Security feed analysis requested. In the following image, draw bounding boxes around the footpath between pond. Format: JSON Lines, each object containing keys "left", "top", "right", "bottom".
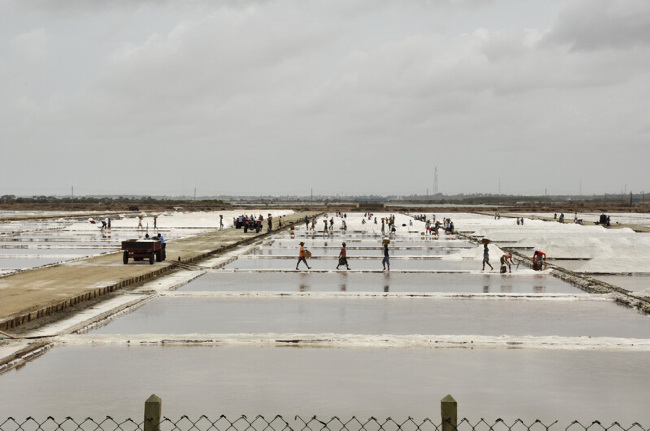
{"left": 0, "top": 211, "right": 319, "bottom": 334}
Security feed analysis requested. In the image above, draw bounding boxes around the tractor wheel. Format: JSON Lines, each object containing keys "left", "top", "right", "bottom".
{"left": 123, "top": 251, "right": 129, "bottom": 264}
{"left": 149, "top": 252, "right": 155, "bottom": 265}
{"left": 156, "top": 250, "right": 163, "bottom": 262}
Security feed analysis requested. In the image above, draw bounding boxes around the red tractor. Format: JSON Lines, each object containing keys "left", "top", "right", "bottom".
{"left": 121, "top": 239, "right": 164, "bottom": 264}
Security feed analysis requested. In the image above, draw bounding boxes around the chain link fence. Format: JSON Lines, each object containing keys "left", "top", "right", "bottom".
{"left": 1, "top": 416, "right": 647, "bottom": 431}
{"left": 2, "top": 396, "right": 646, "bottom": 431}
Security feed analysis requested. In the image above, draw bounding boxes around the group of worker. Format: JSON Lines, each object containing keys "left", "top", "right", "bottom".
{"left": 136, "top": 214, "right": 164, "bottom": 230}
{"left": 297, "top": 240, "right": 546, "bottom": 273}
{"left": 297, "top": 240, "right": 392, "bottom": 271}
{"left": 297, "top": 241, "right": 354, "bottom": 271}
{"left": 483, "top": 242, "right": 547, "bottom": 273}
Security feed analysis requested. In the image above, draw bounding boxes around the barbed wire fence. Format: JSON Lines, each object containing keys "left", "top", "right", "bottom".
{"left": 1, "top": 395, "right": 647, "bottom": 431}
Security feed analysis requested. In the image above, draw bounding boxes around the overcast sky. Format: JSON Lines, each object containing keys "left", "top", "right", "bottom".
{"left": 1, "top": 0, "right": 649, "bottom": 197}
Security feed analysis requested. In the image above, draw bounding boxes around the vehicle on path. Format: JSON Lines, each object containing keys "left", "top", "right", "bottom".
{"left": 121, "top": 239, "right": 164, "bottom": 264}
{"left": 235, "top": 215, "right": 262, "bottom": 233}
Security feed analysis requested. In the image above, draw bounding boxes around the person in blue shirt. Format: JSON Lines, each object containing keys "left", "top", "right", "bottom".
{"left": 157, "top": 233, "right": 166, "bottom": 260}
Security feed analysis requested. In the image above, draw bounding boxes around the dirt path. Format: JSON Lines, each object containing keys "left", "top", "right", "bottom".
{"left": 0, "top": 211, "right": 319, "bottom": 333}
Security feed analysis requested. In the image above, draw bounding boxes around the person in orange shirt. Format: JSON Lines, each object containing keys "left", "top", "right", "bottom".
{"left": 532, "top": 250, "right": 547, "bottom": 271}
{"left": 296, "top": 241, "right": 311, "bottom": 270}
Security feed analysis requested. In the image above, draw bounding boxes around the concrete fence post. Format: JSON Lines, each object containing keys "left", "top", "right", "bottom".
{"left": 441, "top": 394, "right": 457, "bottom": 431}
{"left": 144, "top": 394, "right": 162, "bottom": 431}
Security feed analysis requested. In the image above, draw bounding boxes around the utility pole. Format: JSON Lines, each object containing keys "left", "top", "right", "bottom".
{"left": 194, "top": 188, "right": 196, "bottom": 201}
{"left": 434, "top": 167, "right": 439, "bottom": 195}
{"left": 498, "top": 178, "right": 501, "bottom": 194}
{"left": 71, "top": 186, "right": 73, "bottom": 199}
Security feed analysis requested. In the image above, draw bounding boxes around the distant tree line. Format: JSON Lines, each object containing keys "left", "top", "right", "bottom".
{"left": 0, "top": 195, "right": 227, "bottom": 206}
{"left": 0, "top": 192, "right": 645, "bottom": 207}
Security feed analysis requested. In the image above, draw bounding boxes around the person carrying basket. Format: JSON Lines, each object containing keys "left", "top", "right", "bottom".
{"left": 296, "top": 241, "right": 312, "bottom": 270}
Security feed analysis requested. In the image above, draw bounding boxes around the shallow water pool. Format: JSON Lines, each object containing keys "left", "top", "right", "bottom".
{"left": 182, "top": 271, "right": 573, "bottom": 294}
{"left": 0, "top": 346, "right": 648, "bottom": 423}
{"left": 88, "top": 296, "right": 649, "bottom": 338}
{"left": 224, "top": 257, "right": 481, "bottom": 271}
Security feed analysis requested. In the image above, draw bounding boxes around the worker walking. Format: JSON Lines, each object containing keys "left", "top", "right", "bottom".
{"left": 382, "top": 241, "right": 390, "bottom": 271}
{"left": 296, "top": 241, "right": 311, "bottom": 270}
{"left": 482, "top": 243, "right": 494, "bottom": 271}
{"left": 336, "top": 242, "right": 351, "bottom": 270}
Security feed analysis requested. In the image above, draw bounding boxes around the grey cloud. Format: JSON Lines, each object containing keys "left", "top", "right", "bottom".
{"left": 1, "top": 0, "right": 649, "bottom": 196}
{"left": 545, "top": 0, "right": 650, "bottom": 51}
{"left": 9, "top": 0, "right": 249, "bottom": 14}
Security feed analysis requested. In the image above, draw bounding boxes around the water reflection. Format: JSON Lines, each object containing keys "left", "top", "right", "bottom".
{"left": 299, "top": 272, "right": 310, "bottom": 292}
{"left": 533, "top": 286, "right": 546, "bottom": 293}
{"left": 339, "top": 272, "right": 348, "bottom": 292}
{"left": 188, "top": 270, "right": 577, "bottom": 295}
